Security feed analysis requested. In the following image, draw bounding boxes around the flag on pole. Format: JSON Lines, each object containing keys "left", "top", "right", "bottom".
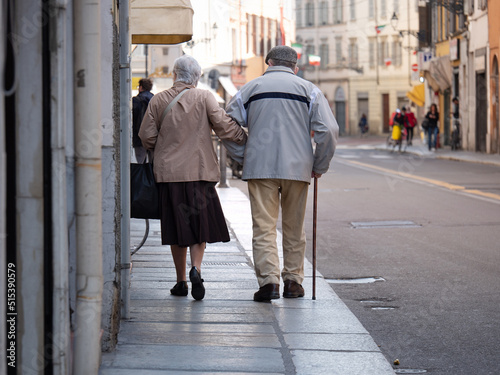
{"left": 292, "top": 43, "right": 303, "bottom": 59}
{"left": 375, "top": 25, "right": 386, "bottom": 34}
{"left": 308, "top": 54, "right": 321, "bottom": 66}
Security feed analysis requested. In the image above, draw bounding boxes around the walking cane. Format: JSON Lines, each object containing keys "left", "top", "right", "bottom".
{"left": 312, "top": 176, "right": 318, "bottom": 300}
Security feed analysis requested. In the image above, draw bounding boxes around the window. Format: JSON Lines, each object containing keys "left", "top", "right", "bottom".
{"left": 256, "top": 16, "right": 262, "bottom": 56}
{"left": 369, "top": 38, "right": 375, "bottom": 68}
{"left": 369, "top": 0, "right": 374, "bottom": 19}
{"left": 391, "top": 38, "right": 402, "bottom": 66}
{"left": 247, "top": 14, "right": 254, "bottom": 54}
{"left": 319, "top": 2, "right": 328, "bottom": 25}
{"left": 449, "top": 8, "right": 456, "bottom": 34}
{"left": 348, "top": 40, "right": 358, "bottom": 67}
{"left": 335, "top": 38, "right": 342, "bottom": 65}
{"left": 306, "top": 1, "right": 315, "bottom": 26}
{"left": 162, "top": 47, "right": 169, "bottom": 56}
{"left": 378, "top": 38, "right": 388, "bottom": 66}
{"left": 380, "top": 0, "right": 387, "bottom": 18}
{"left": 263, "top": 17, "right": 269, "bottom": 57}
{"left": 270, "top": 20, "right": 277, "bottom": 50}
{"left": 296, "top": 0, "right": 303, "bottom": 28}
{"left": 319, "top": 43, "right": 329, "bottom": 68}
{"left": 305, "top": 44, "right": 315, "bottom": 68}
{"left": 350, "top": 0, "right": 356, "bottom": 21}
{"left": 334, "top": 0, "right": 343, "bottom": 24}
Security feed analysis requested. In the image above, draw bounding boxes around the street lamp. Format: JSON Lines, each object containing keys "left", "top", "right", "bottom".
{"left": 391, "top": 12, "right": 424, "bottom": 41}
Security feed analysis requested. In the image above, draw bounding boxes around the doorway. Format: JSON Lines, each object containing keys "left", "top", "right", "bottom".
{"left": 443, "top": 90, "right": 450, "bottom": 145}
{"left": 335, "top": 87, "right": 346, "bottom": 135}
{"left": 492, "top": 57, "right": 499, "bottom": 154}
{"left": 476, "top": 73, "right": 487, "bottom": 152}
{"left": 382, "top": 94, "right": 390, "bottom": 132}
{"left": 358, "top": 97, "right": 369, "bottom": 130}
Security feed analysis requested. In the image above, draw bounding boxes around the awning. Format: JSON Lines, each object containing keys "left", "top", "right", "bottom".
{"left": 197, "top": 82, "right": 225, "bottom": 104}
{"left": 428, "top": 55, "right": 452, "bottom": 92}
{"left": 218, "top": 76, "right": 238, "bottom": 98}
{"left": 130, "top": 0, "right": 194, "bottom": 44}
{"left": 406, "top": 84, "right": 425, "bottom": 107}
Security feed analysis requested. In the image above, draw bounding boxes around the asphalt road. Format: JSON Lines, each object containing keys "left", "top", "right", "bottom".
{"left": 227, "top": 139, "right": 500, "bottom": 375}
{"left": 308, "top": 143, "right": 500, "bottom": 375}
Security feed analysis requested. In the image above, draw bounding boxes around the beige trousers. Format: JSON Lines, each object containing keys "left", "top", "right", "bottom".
{"left": 248, "top": 179, "right": 309, "bottom": 287}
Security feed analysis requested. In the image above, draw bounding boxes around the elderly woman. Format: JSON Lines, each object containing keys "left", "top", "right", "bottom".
{"left": 139, "top": 55, "right": 247, "bottom": 300}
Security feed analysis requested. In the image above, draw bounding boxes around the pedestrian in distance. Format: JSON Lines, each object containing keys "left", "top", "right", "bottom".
{"left": 450, "top": 97, "right": 461, "bottom": 150}
{"left": 402, "top": 106, "right": 417, "bottom": 146}
{"left": 139, "top": 55, "right": 247, "bottom": 300}
{"left": 358, "top": 113, "right": 369, "bottom": 137}
{"left": 224, "top": 45, "right": 339, "bottom": 302}
{"left": 132, "top": 78, "right": 154, "bottom": 163}
{"left": 390, "top": 108, "right": 405, "bottom": 152}
{"left": 425, "top": 103, "right": 440, "bottom": 151}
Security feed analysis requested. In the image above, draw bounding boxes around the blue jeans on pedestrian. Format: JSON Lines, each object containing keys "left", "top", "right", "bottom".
{"left": 428, "top": 127, "right": 438, "bottom": 150}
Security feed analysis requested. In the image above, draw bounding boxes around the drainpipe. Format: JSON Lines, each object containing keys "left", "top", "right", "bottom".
{"left": 0, "top": 2, "right": 6, "bottom": 371}
{"left": 73, "top": 0, "right": 103, "bottom": 374}
{"left": 119, "top": 0, "right": 131, "bottom": 320}
{"left": 51, "top": 0, "right": 71, "bottom": 373}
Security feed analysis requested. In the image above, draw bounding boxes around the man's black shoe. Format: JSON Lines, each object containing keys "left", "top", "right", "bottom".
{"left": 254, "top": 284, "right": 280, "bottom": 302}
{"left": 283, "top": 280, "right": 304, "bottom": 298}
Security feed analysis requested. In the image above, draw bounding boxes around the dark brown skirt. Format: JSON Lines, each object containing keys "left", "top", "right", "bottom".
{"left": 158, "top": 181, "right": 230, "bottom": 247}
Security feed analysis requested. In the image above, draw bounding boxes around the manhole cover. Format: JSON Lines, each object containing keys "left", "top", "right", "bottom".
{"left": 325, "top": 276, "right": 385, "bottom": 284}
{"left": 351, "top": 220, "right": 421, "bottom": 229}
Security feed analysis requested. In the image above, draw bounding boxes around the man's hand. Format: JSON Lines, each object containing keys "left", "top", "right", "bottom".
{"left": 311, "top": 171, "right": 322, "bottom": 178}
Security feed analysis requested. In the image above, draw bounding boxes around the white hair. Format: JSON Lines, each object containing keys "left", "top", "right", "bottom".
{"left": 173, "top": 55, "right": 202, "bottom": 86}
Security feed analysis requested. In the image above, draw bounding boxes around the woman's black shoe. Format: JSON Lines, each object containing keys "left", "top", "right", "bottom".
{"left": 189, "top": 266, "right": 205, "bottom": 300}
{"left": 170, "top": 281, "right": 188, "bottom": 296}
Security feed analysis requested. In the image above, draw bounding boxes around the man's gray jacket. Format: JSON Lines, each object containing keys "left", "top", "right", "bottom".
{"left": 224, "top": 66, "right": 339, "bottom": 183}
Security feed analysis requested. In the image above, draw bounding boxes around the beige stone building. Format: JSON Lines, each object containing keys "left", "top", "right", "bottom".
{"left": 296, "top": 0, "right": 420, "bottom": 135}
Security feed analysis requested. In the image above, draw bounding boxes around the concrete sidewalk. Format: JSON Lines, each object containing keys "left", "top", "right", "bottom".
{"left": 100, "top": 187, "right": 396, "bottom": 374}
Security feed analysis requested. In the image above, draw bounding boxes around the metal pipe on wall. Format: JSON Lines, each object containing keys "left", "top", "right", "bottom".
{"left": 0, "top": 1, "right": 6, "bottom": 371}
{"left": 119, "top": 0, "right": 131, "bottom": 320}
{"left": 73, "top": 0, "right": 103, "bottom": 373}
{"left": 51, "top": 0, "right": 71, "bottom": 373}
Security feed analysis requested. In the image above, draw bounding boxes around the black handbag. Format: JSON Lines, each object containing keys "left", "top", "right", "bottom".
{"left": 130, "top": 162, "right": 160, "bottom": 219}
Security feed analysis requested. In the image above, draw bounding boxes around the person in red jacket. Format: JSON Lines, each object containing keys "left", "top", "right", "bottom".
{"left": 402, "top": 106, "right": 417, "bottom": 146}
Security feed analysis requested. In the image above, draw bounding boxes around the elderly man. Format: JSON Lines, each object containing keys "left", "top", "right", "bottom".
{"left": 225, "top": 46, "right": 339, "bottom": 302}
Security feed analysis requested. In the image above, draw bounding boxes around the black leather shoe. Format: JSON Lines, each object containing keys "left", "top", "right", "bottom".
{"left": 283, "top": 280, "right": 304, "bottom": 298}
{"left": 189, "top": 266, "right": 205, "bottom": 300}
{"left": 170, "top": 281, "right": 188, "bottom": 296}
{"left": 254, "top": 284, "right": 280, "bottom": 302}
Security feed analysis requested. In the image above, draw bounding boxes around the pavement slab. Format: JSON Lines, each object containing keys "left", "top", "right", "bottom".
{"left": 100, "top": 190, "right": 396, "bottom": 374}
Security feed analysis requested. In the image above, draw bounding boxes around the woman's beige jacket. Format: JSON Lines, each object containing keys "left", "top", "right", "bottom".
{"left": 139, "top": 81, "right": 247, "bottom": 183}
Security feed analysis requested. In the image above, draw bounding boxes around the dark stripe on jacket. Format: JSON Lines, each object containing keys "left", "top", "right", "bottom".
{"left": 244, "top": 92, "right": 310, "bottom": 110}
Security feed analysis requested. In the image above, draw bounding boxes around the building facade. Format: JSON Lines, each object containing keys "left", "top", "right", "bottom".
{"left": 296, "top": 0, "right": 420, "bottom": 135}
{"left": 488, "top": 0, "right": 500, "bottom": 153}
{"left": 1, "top": 1, "right": 193, "bottom": 374}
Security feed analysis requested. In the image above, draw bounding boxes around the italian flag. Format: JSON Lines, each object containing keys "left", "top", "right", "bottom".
{"left": 292, "top": 43, "right": 303, "bottom": 59}
{"left": 375, "top": 25, "right": 386, "bottom": 34}
{"left": 308, "top": 54, "right": 321, "bottom": 66}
